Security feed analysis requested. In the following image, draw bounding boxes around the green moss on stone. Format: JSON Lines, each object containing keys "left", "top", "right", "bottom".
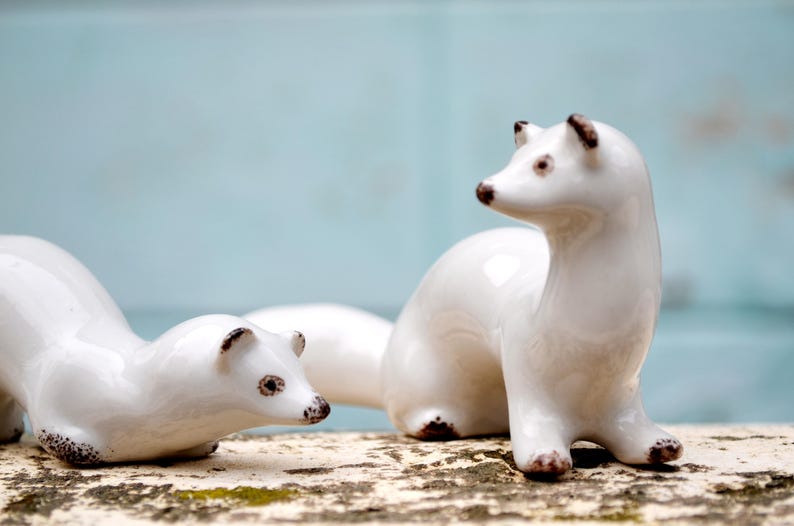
{"left": 553, "top": 502, "right": 642, "bottom": 523}
{"left": 713, "top": 472, "right": 794, "bottom": 504}
{"left": 175, "top": 486, "right": 297, "bottom": 507}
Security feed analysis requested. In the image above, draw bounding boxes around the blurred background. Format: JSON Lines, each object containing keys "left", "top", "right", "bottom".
{"left": 1, "top": 1, "right": 792, "bottom": 431}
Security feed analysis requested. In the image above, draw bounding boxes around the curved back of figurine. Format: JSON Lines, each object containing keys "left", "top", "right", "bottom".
{"left": 0, "top": 236, "right": 137, "bottom": 359}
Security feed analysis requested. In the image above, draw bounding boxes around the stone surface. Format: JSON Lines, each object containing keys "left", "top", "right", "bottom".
{"left": 0, "top": 425, "right": 792, "bottom": 524}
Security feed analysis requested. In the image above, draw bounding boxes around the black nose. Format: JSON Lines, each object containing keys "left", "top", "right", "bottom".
{"left": 476, "top": 182, "right": 494, "bottom": 205}
{"left": 303, "top": 395, "right": 331, "bottom": 424}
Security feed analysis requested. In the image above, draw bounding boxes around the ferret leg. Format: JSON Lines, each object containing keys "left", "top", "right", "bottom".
{"left": 0, "top": 394, "right": 24, "bottom": 443}
{"left": 383, "top": 333, "right": 509, "bottom": 440}
{"left": 501, "top": 348, "right": 573, "bottom": 474}
{"left": 506, "top": 407, "right": 573, "bottom": 474}
{"left": 594, "top": 390, "right": 683, "bottom": 465}
{"left": 34, "top": 426, "right": 105, "bottom": 465}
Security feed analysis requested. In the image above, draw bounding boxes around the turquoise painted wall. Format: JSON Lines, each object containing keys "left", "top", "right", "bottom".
{"left": 2, "top": 1, "right": 793, "bottom": 312}
{"left": 1, "top": 1, "right": 793, "bottom": 424}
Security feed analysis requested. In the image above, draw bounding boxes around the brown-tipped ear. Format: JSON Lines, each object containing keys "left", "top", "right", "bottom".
{"left": 514, "top": 120, "right": 542, "bottom": 149}
{"left": 287, "top": 330, "right": 305, "bottom": 358}
{"left": 220, "top": 327, "right": 255, "bottom": 355}
{"left": 514, "top": 120, "right": 530, "bottom": 148}
{"left": 566, "top": 113, "right": 599, "bottom": 166}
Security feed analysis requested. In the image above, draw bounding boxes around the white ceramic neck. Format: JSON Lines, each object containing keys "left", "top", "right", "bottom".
{"left": 538, "top": 197, "right": 661, "bottom": 326}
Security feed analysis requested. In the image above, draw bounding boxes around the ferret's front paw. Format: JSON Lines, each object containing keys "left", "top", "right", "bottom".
{"left": 647, "top": 437, "right": 683, "bottom": 463}
{"left": 523, "top": 449, "right": 572, "bottom": 475}
{"left": 37, "top": 429, "right": 104, "bottom": 465}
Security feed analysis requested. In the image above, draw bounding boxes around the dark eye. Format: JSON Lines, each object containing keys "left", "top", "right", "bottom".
{"left": 533, "top": 154, "right": 554, "bottom": 176}
{"left": 258, "top": 375, "right": 285, "bottom": 396}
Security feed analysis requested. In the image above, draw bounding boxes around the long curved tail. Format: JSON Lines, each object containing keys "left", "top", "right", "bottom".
{"left": 245, "top": 304, "right": 392, "bottom": 409}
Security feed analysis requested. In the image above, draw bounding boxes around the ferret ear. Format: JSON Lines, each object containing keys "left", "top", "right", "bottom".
{"left": 566, "top": 113, "right": 599, "bottom": 167}
{"left": 219, "top": 327, "right": 256, "bottom": 356}
{"left": 281, "top": 330, "right": 305, "bottom": 358}
{"left": 514, "top": 120, "right": 543, "bottom": 149}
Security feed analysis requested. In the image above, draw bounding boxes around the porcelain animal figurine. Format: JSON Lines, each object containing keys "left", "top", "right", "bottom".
{"left": 247, "top": 114, "right": 683, "bottom": 475}
{"left": 0, "top": 236, "right": 330, "bottom": 465}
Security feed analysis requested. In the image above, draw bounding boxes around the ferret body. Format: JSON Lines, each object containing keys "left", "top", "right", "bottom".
{"left": 0, "top": 236, "right": 329, "bottom": 464}
{"left": 248, "top": 115, "right": 682, "bottom": 474}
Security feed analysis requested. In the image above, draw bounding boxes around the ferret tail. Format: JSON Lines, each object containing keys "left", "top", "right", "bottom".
{"left": 245, "top": 303, "right": 392, "bottom": 409}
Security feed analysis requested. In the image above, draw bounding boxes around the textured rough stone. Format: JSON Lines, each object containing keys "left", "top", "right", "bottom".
{"left": 0, "top": 425, "right": 792, "bottom": 524}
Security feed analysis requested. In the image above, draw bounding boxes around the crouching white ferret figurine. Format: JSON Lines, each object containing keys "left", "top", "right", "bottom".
{"left": 0, "top": 236, "right": 330, "bottom": 465}
{"left": 248, "top": 114, "right": 683, "bottom": 475}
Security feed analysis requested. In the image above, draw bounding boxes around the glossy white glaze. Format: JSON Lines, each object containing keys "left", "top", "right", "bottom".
{"left": 247, "top": 114, "right": 682, "bottom": 475}
{"left": 247, "top": 304, "right": 390, "bottom": 409}
{"left": 0, "top": 236, "right": 329, "bottom": 465}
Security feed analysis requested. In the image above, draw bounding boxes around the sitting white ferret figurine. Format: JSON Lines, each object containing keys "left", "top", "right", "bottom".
{"left": 248, "top": 114, "right": 682, "bottom": 475}
{"left": 0, "top": 236, "right": 329, "bottom": 465}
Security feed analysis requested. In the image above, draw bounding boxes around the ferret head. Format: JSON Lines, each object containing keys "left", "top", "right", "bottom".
{"left": 476, "top": 114, "right": 652, "bottom": 232}
{"left": 162, "top": 315, "right": 330, "bottom": 427}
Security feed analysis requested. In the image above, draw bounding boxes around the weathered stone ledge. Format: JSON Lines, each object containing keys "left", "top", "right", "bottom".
{"left": 1, "top": 425, "right": 792, "bottom": 524}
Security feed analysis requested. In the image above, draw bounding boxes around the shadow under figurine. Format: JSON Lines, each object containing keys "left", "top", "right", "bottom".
{"left": 247, "top": 114, "right": 683, "bottom": 475}
{"left": 0, "top": 236, "right": 330, "bottom": 465}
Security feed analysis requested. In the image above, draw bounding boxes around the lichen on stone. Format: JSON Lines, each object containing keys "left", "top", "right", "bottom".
{"left": 712, "top": 471, "right": 794, "bottom": 505}
{"left": 1, "top": 427, "right": 793, "bottom": 524}
{"left": 175, "top": 486, "right": 297, "bottom": 507}
{"left": 553, "top": 503, "right": 643, "bottom": 522}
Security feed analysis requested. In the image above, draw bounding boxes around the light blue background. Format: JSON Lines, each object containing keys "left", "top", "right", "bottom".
{"left": 1, "top": 1, "right": 793, "bottom": 427}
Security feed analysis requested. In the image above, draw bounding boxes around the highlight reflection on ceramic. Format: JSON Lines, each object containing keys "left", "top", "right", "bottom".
{"left": 0, "top": 236, "right": 329, "bottom": 465}
{"left": 248, "top": 114, "right": 682, "bottom": 475}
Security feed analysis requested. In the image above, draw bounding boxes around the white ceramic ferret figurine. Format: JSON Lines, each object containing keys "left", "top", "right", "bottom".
{"left": 0, "top": 236, "right": 330, "bottom": 465}
{"left": 247, "top": 114, "right": 682, "bottom": 475}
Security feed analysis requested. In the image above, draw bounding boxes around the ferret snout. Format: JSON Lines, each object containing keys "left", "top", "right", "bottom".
{"left": 303, "top": 394, "right": 331, "bottom": 424}
{"left": 476, "top": 182, "right": 495, "bottom": 206}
